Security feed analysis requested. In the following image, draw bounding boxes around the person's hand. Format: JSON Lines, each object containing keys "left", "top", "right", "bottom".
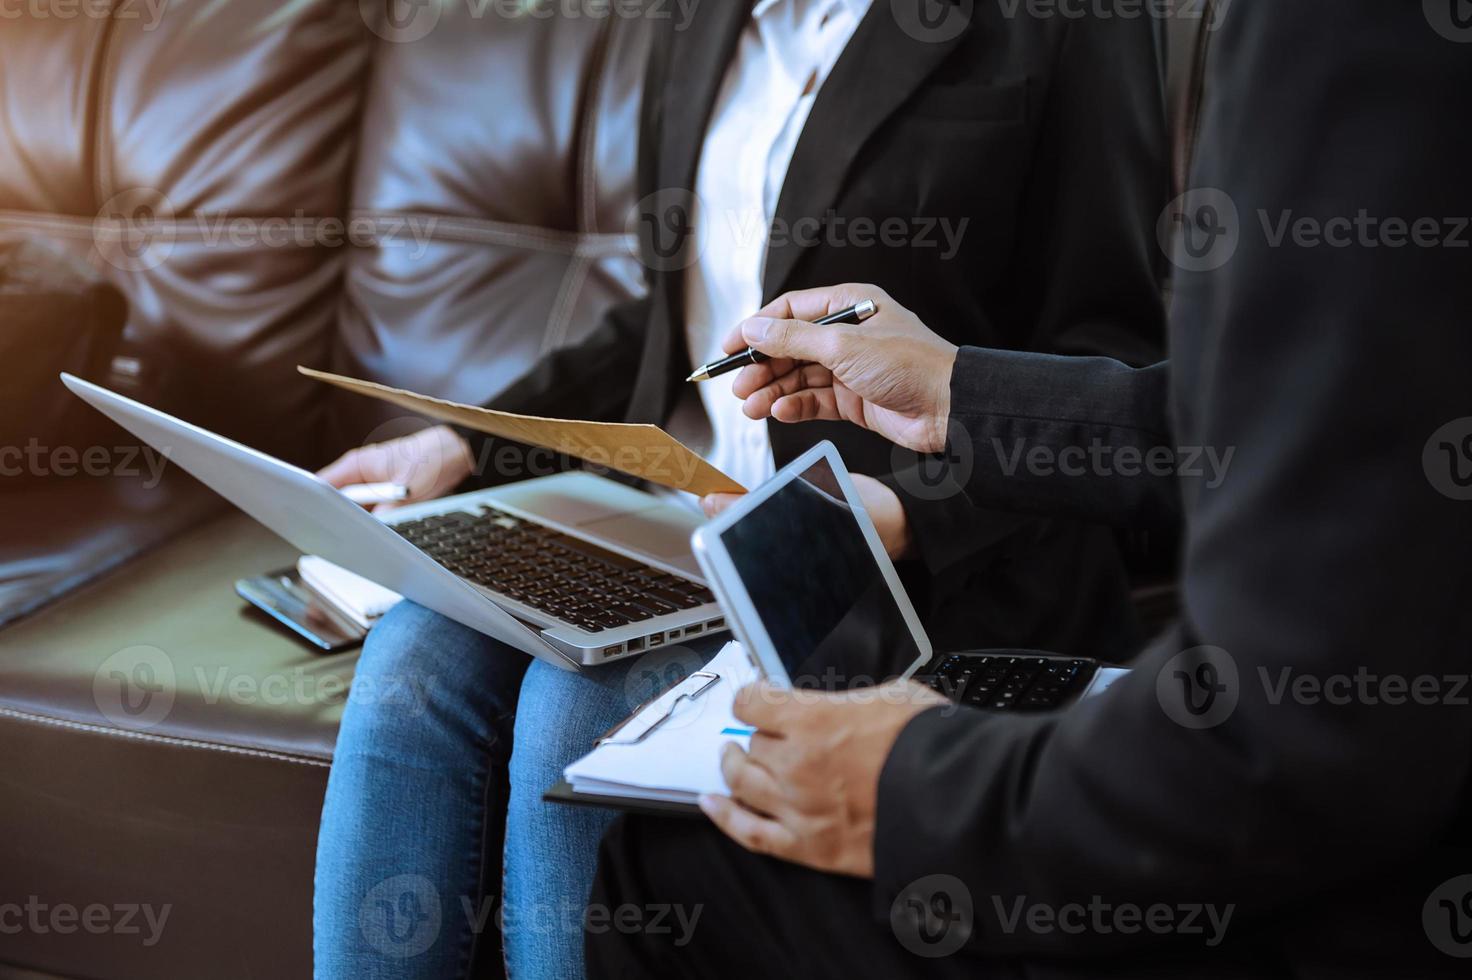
{"left": 702, "top": 473, "right": 914, "bottom": 560}
{"left": 722, "top": 284, "right": 959, "bottom": 454}
{"left": 317, "top": 424, "right": 474, "bottom": 513}
{"left": 700, "top": 680, "right": 947, "bottom": 877}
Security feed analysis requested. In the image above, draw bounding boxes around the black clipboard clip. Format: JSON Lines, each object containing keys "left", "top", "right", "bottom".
{"left": 594, "top": 670, "right": 722, "bottom": 747}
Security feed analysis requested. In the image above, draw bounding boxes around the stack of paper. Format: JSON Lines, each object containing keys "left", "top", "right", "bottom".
{"left": 563, "top": 642, "right": 758, "bottom": 805}
{"left": 298, "top": 555, "right": 403, "bottom": 630}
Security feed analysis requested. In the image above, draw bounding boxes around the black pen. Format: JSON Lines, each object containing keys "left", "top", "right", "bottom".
{"left": 685, "top": 299, "right": 878, "bottom": 383}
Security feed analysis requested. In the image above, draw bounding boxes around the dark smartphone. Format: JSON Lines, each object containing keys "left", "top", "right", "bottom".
{"left": 235, "top": 567, "right": 368, "bottom": 653}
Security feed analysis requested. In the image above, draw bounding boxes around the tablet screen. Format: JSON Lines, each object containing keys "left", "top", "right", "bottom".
{"left": 716, "top": 455, "right": 928, "bottom": 688}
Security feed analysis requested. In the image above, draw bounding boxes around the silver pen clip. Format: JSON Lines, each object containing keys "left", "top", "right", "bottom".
{"left": 594, "top": 671, "right": 722, "bottom": 747}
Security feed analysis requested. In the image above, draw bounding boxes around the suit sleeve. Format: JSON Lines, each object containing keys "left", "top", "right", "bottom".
{"left": 873, "top": 3, "right": 1472, "bottom": 953}
{"left": 883, "top": 8, "right": 1171, "bottom": 572}
{"left": 944, "top": 347, "right": 1176, "bottom": 529}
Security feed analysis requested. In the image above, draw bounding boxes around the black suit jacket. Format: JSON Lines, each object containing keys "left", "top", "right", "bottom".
{"left": 875, "top": 4, "right": 1472, "bottom": 976}
{"left": 471, "top": 0, "right": 1169, "bottom": 657}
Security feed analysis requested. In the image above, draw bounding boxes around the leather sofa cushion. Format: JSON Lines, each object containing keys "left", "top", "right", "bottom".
{"left": 328, "top": 7, "right": 653, "bottom": 452}
{"left": 0, "top": 239, "right": 127, "bottom": 457}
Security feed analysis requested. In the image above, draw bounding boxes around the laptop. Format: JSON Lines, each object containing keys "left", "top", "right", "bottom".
{"left": 691, "top": 441, "right": 1126, "bottom": 707}
{"left": 62, "top": 373, "right": 726, "bottom": 670}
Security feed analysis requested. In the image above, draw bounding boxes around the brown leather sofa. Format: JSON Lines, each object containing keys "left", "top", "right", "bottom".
{"left": 0, "top": 4, "right": 1202, "bottom": 978}
{"left": 1, "top": 4, "right": 650, "bottom": 977}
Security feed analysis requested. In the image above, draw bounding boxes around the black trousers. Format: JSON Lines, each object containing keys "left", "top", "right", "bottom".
{"left": 584, "top": 814, "right": 1015, "bottom": 980}
{"left": 583, "top": 816, "right": 1324, "bottom": 980}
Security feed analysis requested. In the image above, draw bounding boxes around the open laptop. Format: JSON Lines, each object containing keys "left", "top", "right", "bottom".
{"left": 62, "top": 373, "right": 726, "bottom": 670}
{"left": 692, "top": 441, "right": 1127, "bottom": 707}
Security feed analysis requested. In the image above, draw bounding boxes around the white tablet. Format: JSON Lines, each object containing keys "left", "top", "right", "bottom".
{"left": 690, "top": 441, "right": 933, "bottom": 688}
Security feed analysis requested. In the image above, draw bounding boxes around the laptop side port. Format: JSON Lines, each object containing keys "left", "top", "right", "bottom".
{"left": 649, "top": 634, "right": 666, "bottom": 648}
{"left": 708, "top": 618, "right": 726, "bottom": 631}
{"left": 602, "top": 644, "right": 623, "bottom": 658}
{"left": 628, "top": 637, "right": 645, "bottom": 653}
{"left": 685, "top": 623, "right": 704, "bottom": 636}
{"left": 667, "top": 628, "right": 682, "bottom": 640}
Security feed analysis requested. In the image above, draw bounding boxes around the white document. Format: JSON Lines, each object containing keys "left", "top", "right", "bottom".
{"left": 564, "top": 642, "right": 758, "bottom": 805}
{"left": 298, "top": 555, "right": 403, "bottom": 629}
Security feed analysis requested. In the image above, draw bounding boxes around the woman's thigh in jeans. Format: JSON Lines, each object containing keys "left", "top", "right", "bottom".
{"left": 315, "top": 600, "right": 530, "bottom": 980}
{"left": 502, "top": 637, "right": 724, "bottom": 980}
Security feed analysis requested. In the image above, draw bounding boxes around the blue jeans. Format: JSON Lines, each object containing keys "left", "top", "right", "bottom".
{"left": 314, "top": 600, "right": 717, "bottom": 979}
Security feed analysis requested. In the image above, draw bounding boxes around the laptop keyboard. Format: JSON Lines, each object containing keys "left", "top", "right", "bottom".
{"left": 391, "top": 508, "right": 716, "bottom": 634}
{"left": 922, "top": 654, "right": 1097, "bottom": 711}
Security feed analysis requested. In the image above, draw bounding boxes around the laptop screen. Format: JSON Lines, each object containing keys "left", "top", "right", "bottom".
{"left": 716, "top": 455, "right": 928, "bottom": 688}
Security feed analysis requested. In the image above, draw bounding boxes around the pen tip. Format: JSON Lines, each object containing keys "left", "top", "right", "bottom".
{"left": 685, "top": 370, "right": 706, "bottom": 383}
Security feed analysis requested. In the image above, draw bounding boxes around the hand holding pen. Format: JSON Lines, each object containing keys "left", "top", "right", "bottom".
{"left": 712, "top": 284, "right": 959, "bottom": 455}
{"left": 686, "top": 299, "right": 878, "bottom": 383}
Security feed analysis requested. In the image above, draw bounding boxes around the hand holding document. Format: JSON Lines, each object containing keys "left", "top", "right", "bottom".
{"left": 299, "top": 367, "right": 745, "bottom": 497}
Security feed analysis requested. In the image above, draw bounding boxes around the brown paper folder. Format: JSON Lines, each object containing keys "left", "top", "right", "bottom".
{"left": 299, "top": 367, "right": 746, "bottom": 497}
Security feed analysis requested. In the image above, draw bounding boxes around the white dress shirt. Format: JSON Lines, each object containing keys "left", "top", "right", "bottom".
{"left": 671, "top": 0, "right": 872, "bottom": 495}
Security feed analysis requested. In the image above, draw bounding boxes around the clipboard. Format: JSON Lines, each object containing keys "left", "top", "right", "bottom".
{"left": 545, "top": 671, "right": 722, "bottom": 816}
{"left": 541, "top": 779, "right": 704, "bottom": 818}
{"left": 593, "top": 671, "right": 721, "bottom": 747}
{"left": 548, "top": 642, "right": 756, "bottom": 814}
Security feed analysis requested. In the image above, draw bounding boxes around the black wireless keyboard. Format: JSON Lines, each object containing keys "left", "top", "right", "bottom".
{"left": 918, "top": 653, "right": 1099, "bottom": 712}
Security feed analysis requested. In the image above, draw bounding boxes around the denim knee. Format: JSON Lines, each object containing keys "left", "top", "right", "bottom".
{"left": 339, "top": 601, "right": 527, "bottom": 765}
